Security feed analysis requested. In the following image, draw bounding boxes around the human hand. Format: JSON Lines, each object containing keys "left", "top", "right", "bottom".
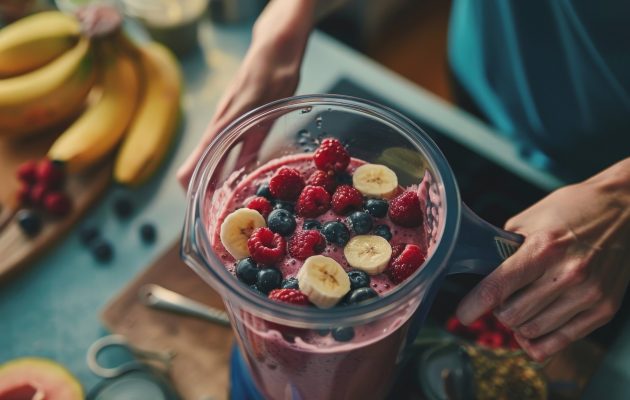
{"left": 176, "top": 0, "right": 317, "bottom": 189}
{"left": 456, "top": 158, "right": 630, "bottom": 361}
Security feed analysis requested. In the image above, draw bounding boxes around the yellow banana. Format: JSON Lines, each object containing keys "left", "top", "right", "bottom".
{"left": 0, "top": 11, "right": 81, "bottom": 77}
{"left": 0, "top": 37, "right": 95, "bottom": 137}
{"left": 114, "top": 42, "right": 182, "bottom": 186}
{"left": 48, "top": 42, "right": 141, "bottom": 172}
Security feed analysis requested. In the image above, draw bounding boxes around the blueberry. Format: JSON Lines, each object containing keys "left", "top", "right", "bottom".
{"left": 347, "top": 270, "right": 370, "bottom": 290}
{"left": 267, "top": 208, "right": 296, "bottom": 236}
{"left": 303, "top": 219, "right": 322, "bottom": 231}
{"left": 91, "top": 239, "right": 113, "bottom": 262}
{"left": 281, "top": 277, "right": 299, "bottom": 289}
{"left": 113, "top": 196, "right": 133, "bottom": 219}
{"left": 236, "top": 258, "right": 259, "bottom": 285}
{"left": 256, "top": 184, "right": 273, "bottom": 200}
{"left": 79, "top": 225, "right": 99, "bottom": 246}
{"left": 17, "top": 209, "right": 41, "bottom": 237}
{"left": 139, "top": 223, "right": 157, "bottom": 243}
{"left": 332, "top": 327, "right": 355, "bottom": 342}
{"left": 249, "top": 285, "right": 266, "bottom": 297}
{"left": 256, "top": 267, "right": 283, "bottom": 294}
{"left": 347, "top": 287, "right": 379, "bottom": 305}
{"left": 321, "top": 221, "right": 350, "bottom": 247}
{"left": 346, "top": 211, "right": 373, "bottom": 234}
{"left": 273, "top": 200, "right": 295, "bottom": 214}
{"left": 315, "top": 329, "right": 331, "bottom": 336}
{"left": 365, "top": 199, "right": 388, "bottom": 218}
{"left": 373, "top": 224, "right": 392, "bottom": 241}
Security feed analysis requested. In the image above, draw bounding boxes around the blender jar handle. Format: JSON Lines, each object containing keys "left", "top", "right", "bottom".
{"left": 447, "top": 203, "right": 524, "bottom": 276}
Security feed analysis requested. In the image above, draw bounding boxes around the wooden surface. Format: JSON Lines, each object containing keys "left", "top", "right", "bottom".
{"left": 101, "top": 242, "right": 233, "bottom": 400}
{"left": 0, "top": 131, "right": 111, "bottom": 282}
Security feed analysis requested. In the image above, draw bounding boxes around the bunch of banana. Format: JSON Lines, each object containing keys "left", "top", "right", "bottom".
{"left": 49, "top": 38, "right": 182, "bottom": 182}
{"left": 0, "top": 8, "right": 182, "bottom": 185}
{"left": 0, "top": 12, "right": 96, "bottom": 137}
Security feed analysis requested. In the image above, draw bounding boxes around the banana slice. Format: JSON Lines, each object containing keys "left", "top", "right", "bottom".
{"left": 220, "top": 208, "right": 267, "bottom": 260}
{"left": 352, "top": 164, "right": 398, "bottom": 199}
{"left": 297, "top": 255, "right": 351, "bottom": 308}
{"left": 344, "top": 235, "right": 392, "bottom": 275}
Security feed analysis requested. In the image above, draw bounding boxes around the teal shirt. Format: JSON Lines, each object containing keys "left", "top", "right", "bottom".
{"left": 449, "top": 0, "right": 630, "bottom": 179}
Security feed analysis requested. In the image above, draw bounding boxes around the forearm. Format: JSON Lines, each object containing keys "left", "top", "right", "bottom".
{"left": 252, "top": 0, "right": 318, "bottom": 55}
{"left": 250, "top": 0, "right": 349, "bottom": 63}
{"left": 583, "top": 157, "right": 630, "bottom": 250}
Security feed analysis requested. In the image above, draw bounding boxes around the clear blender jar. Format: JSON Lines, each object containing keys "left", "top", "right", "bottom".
{"left": 181, "top": 95, "right": 522, "bottom": 400}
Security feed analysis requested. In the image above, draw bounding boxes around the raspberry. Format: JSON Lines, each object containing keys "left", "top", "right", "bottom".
{"left": 30, "top": 183, "right": 49, "bottom": 206}
{"left": 446, "top": 316, "right": 465, "bottom": 335}
{"left": 43, "top": 192, "right": 72, "bottom": 217}
{"left": 268, "top": 288, "right": 310, "bottom": 305}
{"left": 296, "top": 185, "right": 330, "bottom": 217}
{"left": 36, "top": 158, "right": 64, "bottom": 189}
{"left": 16, "top": 160, "right": 38, "bottom": 185}
{"left": 477, "top": 331, "right": 505, "bottom": 349}
{"left": 388, "top": 191, "right": 423, "bottom": 227}
{"left": 331, "top": 185, "right": 363, "bottom": 215}
{"left": 288, "top": 230, "right": 326, "bottom": 260}
{"left": 467, "top": 319, "right": 488, "bottom": 337}
{"left": 387, "top": 244, "right": 426, "bottom": 283}
{"left": 247, "top": 227, "right": 286, "bottom": 266}
{"left": 246, "top": 196, "right": 272, "bottom": 217}
{"left": 306, "top": 170, "right": 337, "bottom": 193}
{"left": 391, "top": 244, "right": 406, "bottom": 260}
{"left": 269, "top": 167, "right": 305, "bottom": 201}
{"left": 314, "top": 138, "right": 350, "bottom": 173}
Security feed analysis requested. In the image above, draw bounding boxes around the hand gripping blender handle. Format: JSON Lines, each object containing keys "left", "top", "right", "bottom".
{"left": 448, "top": 203, "right": 524, "bottom": 276}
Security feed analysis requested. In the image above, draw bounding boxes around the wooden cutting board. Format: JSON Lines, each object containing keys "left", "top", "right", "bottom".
{"left": 101, "top": 242, "right": 233, "bottom": 400}
{"left": 0, "top": 130, "right": 111, "bottom": 282}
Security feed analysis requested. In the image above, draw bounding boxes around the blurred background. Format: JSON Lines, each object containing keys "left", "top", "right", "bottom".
{"left": 1, "top": 0, "right": 453, "bottom": 100}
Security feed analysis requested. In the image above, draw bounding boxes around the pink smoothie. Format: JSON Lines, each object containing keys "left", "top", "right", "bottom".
{"left": 209, "top": 153, "right": 432, "bottom": 400}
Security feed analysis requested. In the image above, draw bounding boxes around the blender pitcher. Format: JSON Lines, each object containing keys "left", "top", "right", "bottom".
{"left": 181, "top": 95, "right": 523, "bottom": 400}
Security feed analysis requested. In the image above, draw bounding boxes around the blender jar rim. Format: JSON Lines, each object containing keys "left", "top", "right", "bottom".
{"left": 182, "top": 94, "right": 462, "bottom": 327}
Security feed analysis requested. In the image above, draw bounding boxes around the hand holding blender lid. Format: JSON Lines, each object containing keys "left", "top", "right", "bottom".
{"left": 181, "top": 95, "right": 527, "bottom": 400}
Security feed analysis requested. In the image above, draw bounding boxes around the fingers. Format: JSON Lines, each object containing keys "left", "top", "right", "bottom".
{"left": 515, "top": 303, "right": 616, "bottom": 361}
{"left": 492, "top": 254, "right": 582, "bottom": 328}
{"left": 514, "top": 293, "right": 588, "bottom": 339}
{"left": 493, "top": 281, "right": 561, "bottom": 330}
{"left": 515, "top": 261, "right": 624, "bottom": 340}
{"left": 456, "top": 235, "right": 548, "bottom": 325}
